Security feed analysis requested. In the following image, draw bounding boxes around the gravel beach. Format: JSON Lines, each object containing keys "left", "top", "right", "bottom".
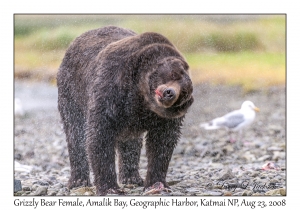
{"left": 14, "top": 80, "right": 286, "bottom": 196}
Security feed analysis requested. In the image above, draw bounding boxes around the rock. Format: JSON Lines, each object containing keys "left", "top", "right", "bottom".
{"left": 268, "top": 125, "right": 282, "bottom": 134}
{"left": 242, "top": 190, "right": 251, "bottom": 196}
{"left": 257, "top": 155, "right": 271, "bottom": 162}
{"left": 32, "top": 180, "right": 49, "bottom": 186}
{"left": 250, "top": 171, "right": 260, "bottom": 177}
{"left": 14, "top": 191, "right": 23, "bottom": 196}
{"left": 57, "top": 187, "right": 70, "bottom": 196}
{"left": 33, "top": 186, "right": 48, "bottom": 196}
{"left": 173, "top": 146, "right": 184, "bottom": 155}
{"left": 22, "top": 186, "right": 31, "bottom": 191}
{"left": 204, "top": 191, "right": 223, "bottom": 196}
{"left": 22, "top": 191, "right": 31, "bottom": 195}
{"left": 260, "top": 174, "right": 267, "bottom": 179}
{"left": 194, "top": 143, "right": 204, "bottom": 153}
{"left": 52, "top": 183, "right": 64, "bottom": 189}
{"left": 31, "top": 184, "right": 40, "bottom": 191}
{"left": 70, "top": 187, "right": 92, "bottom": 195}
{"left": 222, "top": 145, "right": 234, "bottom": 153}
{"left": 124, "top": 184, "right": 136, "bottom": 189}
{"left": 267, "top": 146, "right": 284, "bottom": 152}
{"left": 186, "top": 188, "right": 200, "bottom": 193}
{"left": 48, "top": 176, "right": 57, "bottom": 181}
{"left": 172, "top": 192, "right": 185, "bottom": 196}
{"left": 14, "top": 179, "right": 22, "bottom": 192}
{"left": 223, "top": 191, "right": 232, "bottom": 196}
{"left": 242, "top": 151, "right": 256, "bottom": 162}
{"left": 184, "top": 145, "right": 195, "bottom": 156}
{"left": 84, "top": 191, "right": 94, "bottom": 195}
{"left": 279, "top": 188, "right": 286, "bottom": 196}
{"left": 47, "top": 190, "right": 57, "bottom": 196}
{"left": 272, "top": 151, "right": 285, "bottom": 161}
{"left": 269, "top": 179, "right": 279, "bottom": 184}
{"left": 218, "top": 169, "right": 235, "bottom": 181}
{"left": 265, "top": 189, "right": 280, "bottom": 195}
{"left": 252, "top": 192, "right": 263, "bottom": 196}
{"left": 167, "top": 180, "right": 181, "bottom": 186}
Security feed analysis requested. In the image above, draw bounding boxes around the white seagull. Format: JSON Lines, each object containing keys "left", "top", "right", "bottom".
{"left": 200, "top": 101, "right": 260, "bottom": 142}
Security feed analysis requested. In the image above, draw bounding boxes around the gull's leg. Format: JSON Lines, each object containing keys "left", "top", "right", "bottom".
{"left": 229, "top": 131, "right": 236, "bottom": 143}
{"left": 240, "top": 130, "right": 251, "bottom": 146}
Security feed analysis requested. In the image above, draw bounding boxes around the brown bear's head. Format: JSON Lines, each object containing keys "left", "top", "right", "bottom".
{"left": 147, "top": 57, "right": 194, "bottom": 118}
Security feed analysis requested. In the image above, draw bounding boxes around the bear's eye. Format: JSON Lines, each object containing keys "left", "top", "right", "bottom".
{"left": 171, "top": 71, "right": 182, "bottom": 80}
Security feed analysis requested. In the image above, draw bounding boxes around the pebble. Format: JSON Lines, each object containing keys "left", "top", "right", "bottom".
{"left": 272, "top": 151, "right": 285, "bottom": 161}
{"left": 204, "top": 191, "right": 223, "bottom": 196}
{"left": 32, "top": 180, "right": 49, "bottom": 186}
{"left": 223, "top": 191, "right": 232, "bottom": 196}
{"left": 33, "top": 186, "right": 48, "bottom": 196}
{"left": 233, "top": 192, "right": 243, "bottom": 196}
{"left": 257, "top": 155, "right": 271, "bottom": 162}
{"left": 280, "top": 188, "right": 286, "bottom": 196}
{"left": 84, "top": 191, "right": 94, "bottom": 196}
{"left": 31, "top": 184, "right": 40, "bottom": 191}
{"left": 124, "top": 184, "right": 136, "bottom": 189}
{"left": 22, "top": 186, "right": 31, "bottom": 191}
{"left": 242, "top": 190, "right": 252, "bottom": 196}
{"left": 267, "top": 146, "right": 284, "bottom": 151}
{"left": 218, "top": 169, "right": 235, "bottom": 180}
{"left": 269, "top": 179, "right": 279, "bottom": 184}
{"left": 52, "top": 183, "right": 64, "bottom": 189}
{"left": 265, "top": 189, "right": 280, "bottom": 196}
{"left": 250, "top": 171, "right": 260, "bottom": 177}
{"left": 47, "top": 190, "right": 57, "bottom": 196}
{"left": 252, "top": 192, "right": 264, "bottom": 196}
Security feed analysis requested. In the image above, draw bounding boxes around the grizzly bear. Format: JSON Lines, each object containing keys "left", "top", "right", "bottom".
{"left": 57, "top": 26, "right": 194, "bottom": 195}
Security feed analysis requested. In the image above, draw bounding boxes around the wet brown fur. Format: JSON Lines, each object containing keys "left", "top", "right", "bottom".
{"left": 57, "top": 26, "right": 194, "bottom": 195}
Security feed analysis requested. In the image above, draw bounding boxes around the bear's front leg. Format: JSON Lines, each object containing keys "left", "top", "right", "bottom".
{"left": 117, "top": 137, "right": 144, "bottom": 186}
{"left": 86, "top": 113, "right": 121, "bottom": 195}
{"left": 144, "top": 118, "right": 182, "bottom": 189}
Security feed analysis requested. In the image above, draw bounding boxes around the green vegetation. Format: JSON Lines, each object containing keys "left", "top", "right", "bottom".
{"left": 185, "top": 52, "right": 285, "bottom": 92}
{"left": 14, "top": 15, "right": 286, "bottom": 90}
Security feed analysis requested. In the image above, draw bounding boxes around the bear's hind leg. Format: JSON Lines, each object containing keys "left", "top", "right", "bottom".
{"left": 58, "top": 98, "right": 91, "bottom": 189}
{"left": 117, "top": 137, "right": 144, "bottom": 186}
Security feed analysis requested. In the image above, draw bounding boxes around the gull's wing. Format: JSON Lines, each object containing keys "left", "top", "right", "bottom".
{"left": 218, "top": 110, "right": 245, "bottom": 129}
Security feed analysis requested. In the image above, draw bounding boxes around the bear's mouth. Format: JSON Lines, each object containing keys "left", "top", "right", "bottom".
{"left": 172, "top": 94, "right": 193, "bottom": 108}
{"left": 155, "top": 89, "right": 163, "bottom": 99}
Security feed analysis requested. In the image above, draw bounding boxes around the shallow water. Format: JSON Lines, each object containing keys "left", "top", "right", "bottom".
{"left": 14, "top": 81, "right": 58, "bottom": 113}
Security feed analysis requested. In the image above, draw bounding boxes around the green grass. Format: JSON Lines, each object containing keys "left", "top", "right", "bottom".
{"left": 14, "top": 15, "right": 286, "bottom": 90}
{"left": 185, "top": 52, "right": 285, "bottom": 91}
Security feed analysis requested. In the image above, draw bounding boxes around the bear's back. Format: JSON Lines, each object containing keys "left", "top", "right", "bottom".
{"left": 57, "top": 26, "right": 136, "bottom": 103}
{"left": 59, "top": 26, "right": 136, "bottom": 73}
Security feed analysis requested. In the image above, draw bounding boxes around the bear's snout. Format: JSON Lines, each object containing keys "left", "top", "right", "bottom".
{"left": 155, "top": 83, "right": 180, "bottom": 108}
{"left": 163, "top": 88, "right": 175, "bottom": 101}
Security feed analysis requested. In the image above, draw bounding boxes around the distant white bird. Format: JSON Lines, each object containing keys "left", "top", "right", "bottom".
{"left": 201, "top": 101, "right": 260, "bottom": 142}
{"left": 15, "top": 98, "right": 24, "bottom": 117}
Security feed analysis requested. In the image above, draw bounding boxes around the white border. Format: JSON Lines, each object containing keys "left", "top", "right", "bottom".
{"left": 2, "top": 0, "right": 298, "bottom": 209}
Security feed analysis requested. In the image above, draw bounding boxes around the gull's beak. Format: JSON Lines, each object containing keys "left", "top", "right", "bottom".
{"left": 253, "top": 107, "right": 260, "bottom": 112}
